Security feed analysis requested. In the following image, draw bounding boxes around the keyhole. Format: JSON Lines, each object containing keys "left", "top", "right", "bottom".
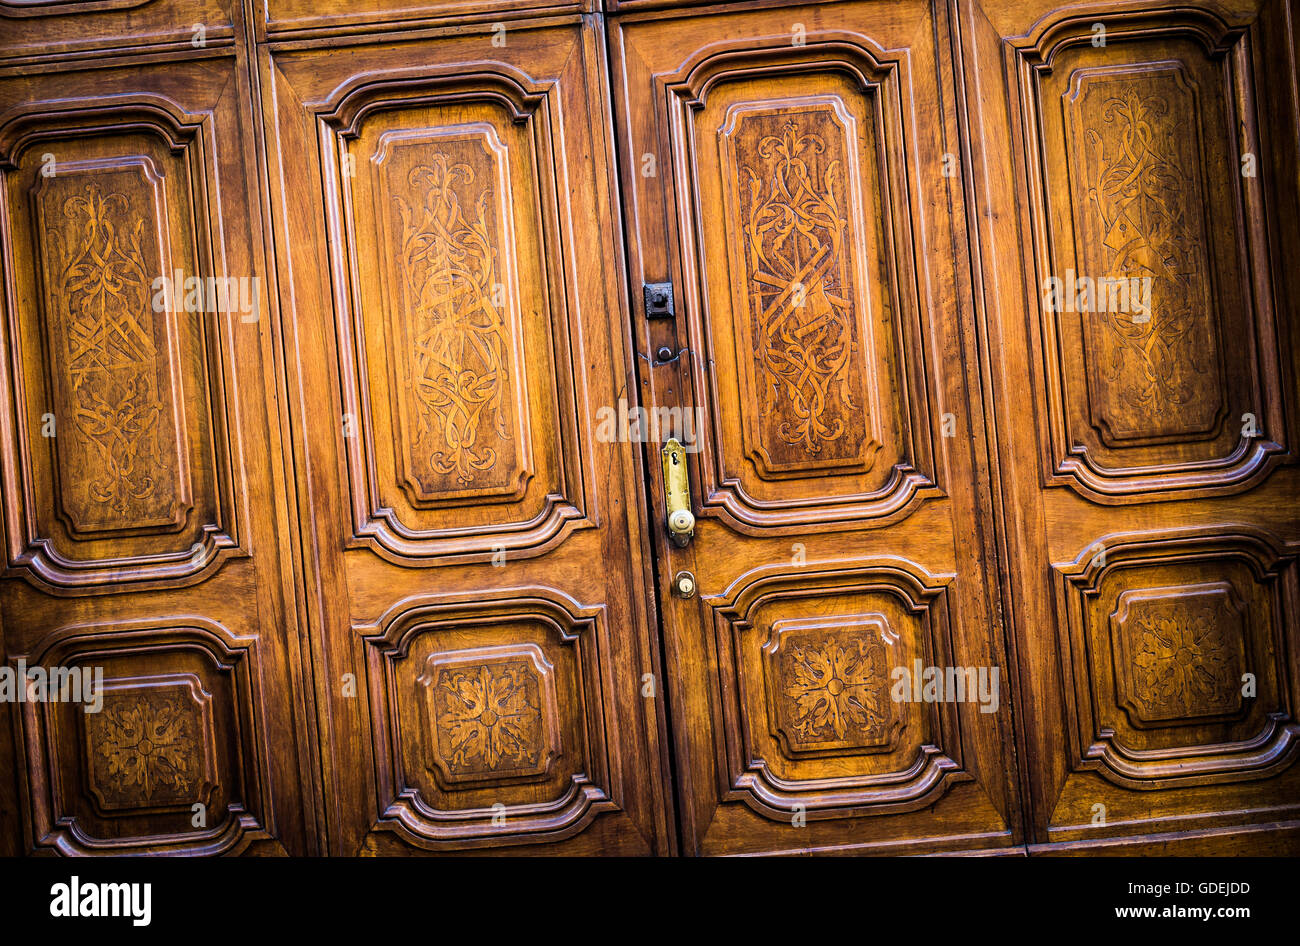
{"left": 672, "top": 453, "right": 680, "bottom": 466}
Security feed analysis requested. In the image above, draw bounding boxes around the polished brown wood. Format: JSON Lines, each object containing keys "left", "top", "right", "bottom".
{"left": 0, "top": 0, "right": 1296, "bottom": 856}
{"left": 611, "top": 0, "right": 1022, "bottom": 855}
{"left": 255, "top": 13, "right": 675, "bottom": 854}
{"left": 955, "top": 0, "right": 1300, "bottom": 852}
{"left": 0, "top": 5, "right": 317, "bottom": 853}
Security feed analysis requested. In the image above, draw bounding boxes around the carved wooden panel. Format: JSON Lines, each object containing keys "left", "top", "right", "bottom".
{"left": 321, "top": 81, "right": 594, "bottom": 564}
{"left": 0, "top": 56, "right": 313, "bottom": 856}
{"left": 667, "top": 54, "right": 940, "bottom": 531}
{"left": 34, "top": 158, "right": 188, "bottom": 535}
{"left": 1053, "top": 530, "right": 1299, "bottom": 788}
{"left": 264, "top": 24, "right": 674, "bottom": 856}
{"left": 419, "top": 643, "right": 560, "bottom": 786}
{"left": 378, "top": 128, "right": 524, "bottom": 500}
{"left": 0, "top": 116, "right": 243, "bottom": 592}
{"left": 84, "top": 674, "right": 218, "bottom": 813}
{"left": 16, "top": 619, "right": 273, "bottom": 855}
{"left": 722, "top": 101, "right": 876, "bottom": 476}
{"left": 0, "top": 0, "right": 234, "bottom": 65}
{"left": 1014, "top": 20, "right": 1287, "bottom": 500}
{"left": 1111, "top": 582, "right": 1247, "bottom": 726}
{"left": 359, "top": 589, "right": 617, "bottom": 849}
{"left": 708, "top": 562, "right": 967, "bottom": 818}
{"left": 766, "top": 616, "right": 901, "bottom": 756}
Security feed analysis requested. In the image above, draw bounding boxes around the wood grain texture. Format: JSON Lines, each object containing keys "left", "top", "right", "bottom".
{"left": 954, "top": 0, "right": 1300, "bottom": 852}
{"left": 0, "top": 0, "right": 1295, "bottom": 857}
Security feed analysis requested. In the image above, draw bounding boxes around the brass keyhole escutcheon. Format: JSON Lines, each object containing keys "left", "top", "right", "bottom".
{"left": 661, "top": 438, "right": 695, "bottom": 548}
{"left": 673, "top": 570, "right": 696, "bottom": 599}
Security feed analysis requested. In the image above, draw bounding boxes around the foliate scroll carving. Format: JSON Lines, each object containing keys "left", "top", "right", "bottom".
{"left": 394, "top": 153, "right": 514, "bottom": 490}
{"left": 735, "top": 118, "right": 864, "bottom": 462}
{"left": 420, "top": 647, "right": 556, "bottom": 783}
{"left": 1053, "top": 530, "right": 1299, "bottom": 787}
{"left": 775, "top": 626, "right": 892, "bottom": 752}
{"left": 1067, "top": 67, "right": 1221, "bottom": 442}
{"left": 1112, "top": 583, "right": 1245, "bottom": 726}
{"left": 35, "top": 168, "right": 183, "bottom": 533}
{"left": 84, "top": 677, "right": 215, "bottom": 811}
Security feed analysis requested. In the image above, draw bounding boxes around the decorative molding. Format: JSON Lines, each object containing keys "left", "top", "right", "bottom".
{"left": 704, "top": 559, "right": 969, "bottom": 820}
{"left": 316, "top": 69, "right": 596, "bottom": 565}
{"left": 1006, "top": 8, "right": 1288, "bottom": 502}
{"left": 657, "top": 37, "right": 943, "bottom": 533}
{"left": 14, "top": 617, "right": 272, "bottom": 856}
{"left": 1052, "top": 527, "right": 1300, "bottom": 789}
{"left": 357, "top": 586, "right": 618, "bottom": 848}
{"left": 0, "top": 97, "right": 246, "bottom": 594}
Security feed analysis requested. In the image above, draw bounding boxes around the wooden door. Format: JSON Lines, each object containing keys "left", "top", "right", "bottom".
{"left": 610, "top": 0, "right": 1023, "bottom": 855}
{"left": 258, "top": 13, "right": 676, "bottom": 854}
{"left": 0, "top": 9, "right": 316, "bottom": 854}
{"left": 957, "top": 0, "right": 1300, "bottom": 851}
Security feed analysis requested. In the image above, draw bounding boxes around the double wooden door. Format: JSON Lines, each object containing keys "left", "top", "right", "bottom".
{"left": 0, "top": 0, "right": 1296, "bottom": 856}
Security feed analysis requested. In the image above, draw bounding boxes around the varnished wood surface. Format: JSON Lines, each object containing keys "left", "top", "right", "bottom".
{"left": 0, "top": 0, "right": 1295, "bottom": 856}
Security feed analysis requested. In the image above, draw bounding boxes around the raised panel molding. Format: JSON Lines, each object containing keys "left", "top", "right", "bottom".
{"left": 0, "top": 98, "right": 247, "bottom": 593}
{"left": 316, "top": 68, "right": 596, "bottom": 565}
{"left": 765, "top": 616, "right": 904, "bottom": 757}
{"left": 1052, "top": 528, "right": 1300, "bottom": 789}
{"left": 375, "top": 125, "right": 529, "bottom": 503}
{"left": 1008, "top": 8, "right": 1289, "bottom": 502}
{"left": 357, "top": 586, "right": 619, "bottom": 849}
{"left": 15, "top": 617, "right": 274, "bottom": 855}
{"left": 704, "top": 560, "right": 970, "bottom": 821}
{"left": 84, "top": 673, "right": 219, "bottom": 815}
{"left": 33, "top": 156, "right": 191, "bottom": 537}
{"left": 0, "top": 1, "right": 235, "bottom": 67}
{"left": 418, "top": 642, "right": 561, "bottom": 786}
{"left": 661, "top": 39, "right": 942, "bottom": 532}
{"left": 721, "top": 97, "right": 880, "bottom": 478}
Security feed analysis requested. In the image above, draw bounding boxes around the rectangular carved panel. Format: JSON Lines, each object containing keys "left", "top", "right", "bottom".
{"left": 1064, "top": 63, "right": 1222, "bottom": 444}
{"left": 374, "top": 127, "right": 525, "bottom": 500}
{"left": 1053, "top": 531, "right": 1299, "bottom": 788}
{"left": 679, "top": 65, "right": 939, "bottom": 530}
{"left": 326, "top": 91, "right": 594, "bottom": 564}
{"left": 1, "top": 121, "right": 243, "bottom": 590}
{"left": 33, "top": 158, "right": 187, "bottom": 534}
{"left": 722, "top": 100, "right": 874, "bottom": 474}
{"left": 1019, "top": 28, "right": 1287, "bottom": 499}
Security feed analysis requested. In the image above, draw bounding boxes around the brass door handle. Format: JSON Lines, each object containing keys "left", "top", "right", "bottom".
{"left": 661, "top": 438, "right": 695, "bottom": 548}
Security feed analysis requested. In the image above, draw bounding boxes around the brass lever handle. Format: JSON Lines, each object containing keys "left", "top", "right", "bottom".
{"left": 661, "top": 438, "right": 694, "bottom": 548}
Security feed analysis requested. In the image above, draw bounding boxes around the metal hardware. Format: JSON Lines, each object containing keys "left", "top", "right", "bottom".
{"left": 672, "top": 570, "right": 697, "bottom": 599}
{"left": 644, "top": 282, "right": 675, "bottom": 320}
{"left": 660, "top": 438, "right": 694, "bottom": 548}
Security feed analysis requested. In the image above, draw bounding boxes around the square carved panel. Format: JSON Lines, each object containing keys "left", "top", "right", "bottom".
{"left": 1053, "top": 530, "right": 1300, "bottom": 787}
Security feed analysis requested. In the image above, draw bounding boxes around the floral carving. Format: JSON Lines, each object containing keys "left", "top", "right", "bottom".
{"left": 737, "top": 118, "right": 862, "bottom": 456}
{"left": 394, "top": 154, "right": 512, "bottom": 487}
{"left": 87, "top": 693, "right": 201, "bottom": 806}
{"left": 1077, "top": 81, "right": 1218, "bottom": 429}
{"left": 1130, "top": 610, "right": 1238, "bottom": 720}
{"left": 432, "top": 661, "right": 542, "bottom": 775}
{"left": 781, "top": 635, "right": 888, "bottom": 747}
{"left": 43, "top": 181, "right": 169, "bottom": 521}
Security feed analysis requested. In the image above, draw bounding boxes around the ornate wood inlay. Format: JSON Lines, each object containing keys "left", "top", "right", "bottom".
{"left": 431, "top": 660, "right": 543, "bottom": 775}
{"left": 386, "top": 134, "right": 519, "bottom": 496}
{"left": 726, "top": 106, "right": 869, "bottom": 469}
{"left": 34, "top": 164, "right": 183, "bottom": 532}
{"left": 1066, "top": 65, "right": 1222, "bottom": 443}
